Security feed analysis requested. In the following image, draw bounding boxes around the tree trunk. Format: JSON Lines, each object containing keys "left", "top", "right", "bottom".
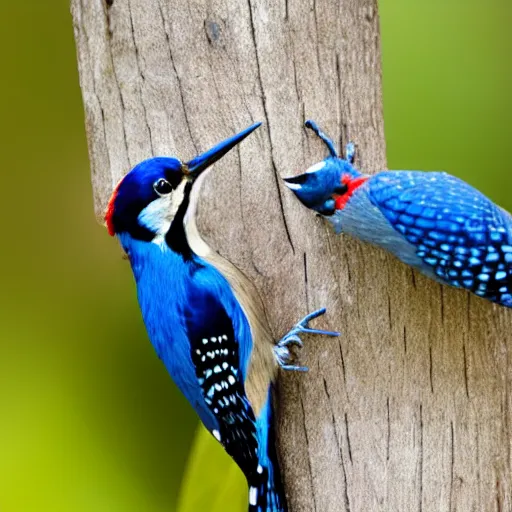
{"left": 71, "top": 1, "right": 512, "bottom": 510}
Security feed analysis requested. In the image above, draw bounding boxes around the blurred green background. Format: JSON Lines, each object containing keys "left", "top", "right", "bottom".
{"left": 0, "top": 1, "right": 510, "bottom": 511}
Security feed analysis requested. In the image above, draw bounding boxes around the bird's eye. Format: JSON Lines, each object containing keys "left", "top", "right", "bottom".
{"left": 334, "top": 184, "right": 348, "bottom": 195}
{"left": 153, "top": 178, "right": 173, "bottom": 196}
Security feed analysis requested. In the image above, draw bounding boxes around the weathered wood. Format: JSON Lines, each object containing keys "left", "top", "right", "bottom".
{"left": 72, "top": 0, "right": 512, "bottom": 510}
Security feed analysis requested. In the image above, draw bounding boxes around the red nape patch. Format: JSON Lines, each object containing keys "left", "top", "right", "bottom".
{"left": 105, "top": 178, "right": 124, "bottom": 236}
{"left": 334, "top": 174, "right": 369, "bottom": 210}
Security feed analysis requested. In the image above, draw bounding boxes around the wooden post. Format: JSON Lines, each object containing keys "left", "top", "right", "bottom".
{"left": 72, "top": 0, "right": 511, "bottom": 510}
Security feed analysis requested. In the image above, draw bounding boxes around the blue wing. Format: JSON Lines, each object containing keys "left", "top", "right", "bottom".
{"left": 369, "top": 171, "right": 512, "bottom": 304}
{"left": 185, "top": 264, "right": 260, "bottom": 477}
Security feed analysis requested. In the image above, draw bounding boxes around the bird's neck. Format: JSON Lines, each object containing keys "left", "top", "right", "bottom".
{"left": 163, "top": 181, "right": 195, "bottom": 259}
{"left": 182, "top": 172, "right": 214, "bottom": 259}
{"left": 334, "top": 173, "right": 369, "bottom": 211}
{"left": 120, "top": 232, "right": 196, "bottom": 285}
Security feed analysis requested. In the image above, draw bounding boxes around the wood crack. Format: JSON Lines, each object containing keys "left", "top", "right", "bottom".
{"left": 246, "top": 0, "right": 295, "bottom": 254}
{"left": 127, "top": 0, "right": 154, "bottom": 156}
{"left": 449, "top": 421, "right": 454, "bottom": 511}
{"left": 386, "top": 397, "right": 390, "bottom": 461}
{"left": 429, "top": 344, "right": 434, "bottom": 394}
{"left": 344, "top": 412, "right": 352, "bottom": 464}
{"left": 78, "top": 0, "right": 113, "bottom": 184}
{"left": 304, "top": 252, "right": 310, "bottom": 309}
{"left": 419, "top": 404, "right": 423, "bottom": 512}
{"left": 104, "top": 19, "right": 130, "bottom": 167}
{"left": 311, "top": 0, "right": 322, "bottom": 74}
{"left": 300, "top": 393, "right": 318, "bottom": 512}
{"left": 157, "top": 1, "right": 198, "bottom": 153}
{"left": 338, "top": 340, "right": 347, "bottom": 390}
{"left": 323, "top": 378, "right": 351, "bottom": 511}
{"left": 462, "top": 341, "right": 469, "bottom": 399}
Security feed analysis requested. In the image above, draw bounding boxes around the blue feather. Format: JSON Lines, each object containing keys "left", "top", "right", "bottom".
{"left": 120, "top": 233, "right": 253, "bottom": 430}
{"left": 368, "top": 171, "right": 512, "bottom": 305}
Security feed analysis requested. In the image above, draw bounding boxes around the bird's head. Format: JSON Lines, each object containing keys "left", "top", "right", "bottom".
{"left": 283, "top": 120, "right": 367, "bottom": 216}
{"left": 105, "top": 122, "right": 261, "bottom": 242}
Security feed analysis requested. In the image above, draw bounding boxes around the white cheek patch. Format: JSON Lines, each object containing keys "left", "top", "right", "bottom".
{"left": 306, "top": 160, "right": 326, "bottom": 174}
{"left": 137, "top": 180, "right": 187, "bottom": 238}
{"left": 138, "top": 195, "right": 172, "bottom": 235}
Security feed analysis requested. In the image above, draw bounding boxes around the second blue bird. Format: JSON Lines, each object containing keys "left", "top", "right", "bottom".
{"left": 284, "top": 120, "right": 512, "bottom": 308}
{"left": 105, "top": 122, "right": 339, "bottom": 512}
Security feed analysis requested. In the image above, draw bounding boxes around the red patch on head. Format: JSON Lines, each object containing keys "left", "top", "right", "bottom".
{"left": 104, "top": 178, "right": 124, "bottom": 236}
{"left": 334, "top": 174, "right": 369, "bottom": 210}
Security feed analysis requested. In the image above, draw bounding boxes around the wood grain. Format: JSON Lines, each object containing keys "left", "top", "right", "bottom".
{"left": 72, "top": 0, "right": 512, "bottom": 510}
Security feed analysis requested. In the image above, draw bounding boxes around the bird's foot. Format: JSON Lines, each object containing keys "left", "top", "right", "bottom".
{"left": 273, "top": 308, "right": 340, "bottom": 372}
{"left": 345, "top": 142, "right": 356, "bottom": 164}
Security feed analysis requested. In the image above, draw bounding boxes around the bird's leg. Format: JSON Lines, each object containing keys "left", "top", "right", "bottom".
{"left": 304, "top": 120, "right": 339, "bottom": 158}
{"left": 274, "top": 308, "right": 340, "bottom": 372}
{"left": 345, "top": 142, "right": 356, "bottom": 164}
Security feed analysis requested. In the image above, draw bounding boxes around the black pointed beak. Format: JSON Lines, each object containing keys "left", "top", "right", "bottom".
{"left": 283, "top": 173, "right": 324, "bottom": 208}
{"left": 283, "top": 174, "right": 309, "bottom": 189}
{"left": 283, "top": 171, "right": 342, "bottom": 216}
{"left": 186, "top": 122, "right": 261, "bottom": 178}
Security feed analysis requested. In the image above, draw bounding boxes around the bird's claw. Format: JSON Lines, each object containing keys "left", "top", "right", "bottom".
{"left": 273, "top": 308, "right": 340, "bottom": 372}
{"left": 279, "top": 364, "right": 309, "bottom": 373}
{"left": 289, "top": 308, "right": 340, "bottom": 338}
{"left": 277, "top": 333, "right": 303, "bottom": 348}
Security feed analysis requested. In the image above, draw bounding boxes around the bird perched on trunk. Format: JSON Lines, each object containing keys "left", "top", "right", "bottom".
{"left": 284, "top": 120, "right": 512, "bottom": 308}
{"left": 105, "top": 122, "right": 339, "bottom": 512}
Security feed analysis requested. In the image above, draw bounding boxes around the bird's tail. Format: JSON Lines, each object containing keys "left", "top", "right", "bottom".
{"left": 247, "top": 461, "right": 287, "bottom": 511}
{"left": 247, "top": 396, "right": 287, "bottom": 512}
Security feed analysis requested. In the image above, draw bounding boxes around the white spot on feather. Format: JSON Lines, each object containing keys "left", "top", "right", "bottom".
{"left": 212, "top": 429, "right": 221, "bottom": 441}
{"left": 249, "top": 487, "right": 258, "bottom": 506}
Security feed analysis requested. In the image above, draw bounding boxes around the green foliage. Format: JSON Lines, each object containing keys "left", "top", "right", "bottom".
{"left": 177, "top": 426, "right": 246, "bottom": 512}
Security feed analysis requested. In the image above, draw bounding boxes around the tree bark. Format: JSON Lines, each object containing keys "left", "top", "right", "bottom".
{"left": 72, "top": 1, "right": 512, "bottom": 510}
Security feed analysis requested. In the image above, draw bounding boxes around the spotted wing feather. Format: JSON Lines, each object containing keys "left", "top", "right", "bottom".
{"left": 185, "top": 265, "right": 287, "bottom": 511}
{"left": 369, "top": 171, "right": 512, "bottom": 306}
{"left": 185, "top": 283, "right": 260, "bottom": 478}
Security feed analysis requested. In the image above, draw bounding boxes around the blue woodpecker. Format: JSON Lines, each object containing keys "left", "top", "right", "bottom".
{"left": 284, "top": 120, "right": 512, "bottom": 308}
{"left": 105, "top": 123, "right": 339, "bottom": 512}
